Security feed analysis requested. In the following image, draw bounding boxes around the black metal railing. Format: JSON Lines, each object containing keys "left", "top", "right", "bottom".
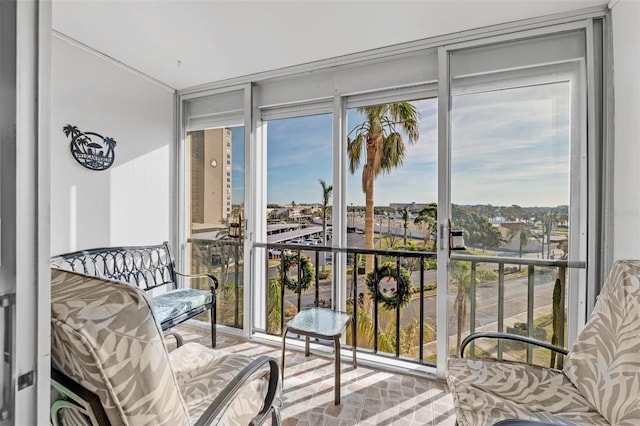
{"left": 451, "top": 254, "right": 585, "bottom": 368}
{"left": 188, "top": 238, "right": 244, "bottom": 329}
{"left": 259, "top": 242, "right": 439, "bottom": 364}
{"left": 208, "top": 241, "right": 585, "bottom": 367}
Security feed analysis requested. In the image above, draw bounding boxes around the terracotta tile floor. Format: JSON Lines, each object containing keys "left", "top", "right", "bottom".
{"left": 172, "top": 325, "right": 456, "bottom": 425}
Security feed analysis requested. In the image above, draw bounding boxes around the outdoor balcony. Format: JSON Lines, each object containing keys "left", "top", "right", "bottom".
{"left": 190, "top": 240, "right": 580, "bottom": 366}
{"left": 181, "top": 241, "right": 583, "bottom": 424}
{"left": 171, "top": 324, "right": 456, "bottom": 425}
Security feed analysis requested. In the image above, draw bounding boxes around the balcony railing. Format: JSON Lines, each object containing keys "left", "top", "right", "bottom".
{"left": 450, "top": 254, "right": 585, "bottom": 368}
{"left": 187, "top": 239, "right": 585, "bottom": 368}
{"left": 187, "top": 238, "right": 244, "bottom": 329}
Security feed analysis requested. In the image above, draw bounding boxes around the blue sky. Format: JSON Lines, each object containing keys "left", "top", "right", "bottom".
{"left": 231, "top": 82, "right": 570, "bottom": 208}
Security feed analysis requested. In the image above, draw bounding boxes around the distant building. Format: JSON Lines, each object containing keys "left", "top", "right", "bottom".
{"left": 497, "top": 222, "right": 541, "bottom": 253}
{"left": 189, "top": 128, "right": 233, "bottom": 229}
{"left": 389, "top": 202, "right": 430, "bottom": 210}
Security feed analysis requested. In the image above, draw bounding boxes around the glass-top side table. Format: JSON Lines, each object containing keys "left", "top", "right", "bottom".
{"left": 281, "top": 307, "right": 357, "bottom": 405}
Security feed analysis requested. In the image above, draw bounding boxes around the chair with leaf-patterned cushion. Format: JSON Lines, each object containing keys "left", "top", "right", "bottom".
{"left": 50, "top": 268, "right": 280, "bottom": 426}
{"left": 447, "top": 259, "right": 640, "bottom": 426}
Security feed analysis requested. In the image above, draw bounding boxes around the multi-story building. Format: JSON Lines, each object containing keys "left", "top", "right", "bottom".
{"left": 189, "top": 128, "right": 233, "bottom": 229}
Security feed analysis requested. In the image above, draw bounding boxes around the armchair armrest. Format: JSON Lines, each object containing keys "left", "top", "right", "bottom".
{"left": 164, "top": 331, "right": 185, "bottom": 348}
{"left": 460, "top": 331, "right": 568, "bottom": 359}
{"left": 193, "top": 356, "right": 281, "bottom": 426}
{"left": 51, "top": 368, "right": 110, "bottom": 426}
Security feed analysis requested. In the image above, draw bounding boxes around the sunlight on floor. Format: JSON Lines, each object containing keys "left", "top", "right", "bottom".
{"left": 172, "top": 325, "right": 456, "bottom": 425}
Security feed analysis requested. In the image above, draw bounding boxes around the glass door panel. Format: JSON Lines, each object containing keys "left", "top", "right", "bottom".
{"left": 186, "top": 126, "right": 245, "bottom": 329}
{"left": 345, "top": 98, "right": 438, "bottom": 363}
{"left": 263, "top": 113, "right": 333, "bottom": 335}
{"left": 448, "top": 79, "right": 580, "bottom": 364}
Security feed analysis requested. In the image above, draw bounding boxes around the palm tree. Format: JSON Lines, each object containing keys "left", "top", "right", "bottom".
{"left": 401, "top": 206, "right": 410, "bottom": 246}
{"left": 451, "top": 261, "right": 472, "bottom": 351}
{"left": 348, "top": 102, "right": 420, "bottom": 272}
{"left": 536, "top": 210, "right": 560, "bottom": 258}
{"left": 506, "top": 223, "right": 540, "bottom": 270}
{"left": 318, "top": 179, "right": 333, "bottom": 272}
{"left": 414, "top": 202, "right": 437, "bottom": 248}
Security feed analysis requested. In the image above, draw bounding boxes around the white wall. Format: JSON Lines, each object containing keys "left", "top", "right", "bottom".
{"left": 51, "top": 36, "right": 175, "bottom": 255}
{"left": 611, "top": 0, "right": 640, "bottom": 260}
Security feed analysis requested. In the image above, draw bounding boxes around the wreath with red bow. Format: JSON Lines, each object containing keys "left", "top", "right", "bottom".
{"left": 279, "top": 252, "right": 315, "bottom": 293}
{"left": 365, "top": 262, "right": 413, "bottom": 310}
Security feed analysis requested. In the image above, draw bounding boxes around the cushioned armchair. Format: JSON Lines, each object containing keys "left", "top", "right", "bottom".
{"left": 50, "top": 268, "right": 280, "bottom": 425}
{"left": 447, "top": 259, "right": 640, "bottom": 426}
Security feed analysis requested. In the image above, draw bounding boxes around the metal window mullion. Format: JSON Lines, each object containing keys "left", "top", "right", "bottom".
{"left": 314, "top": 251, "right": 319, "bottom": 307}
{"left": 497, "top": 263, "right": 505, "bottom": 359}
{"left": 558, "top": 266, "right": 567, "bottom": 369}
{"left": 585, "top": 19, "right": 601, "bottom": 321}
{"left": 373, "top": 256, "right": 379, "bottom": 353}
{"left": 280, "top": 255, "right": 285, "bottom": 334}
{"left": 297, "top": 250, "right": 302, "bottom": 312}
{"left": 435, "top": 46, "right": 452, "bottom": 380}
{"left": 600, "top": 15, "right": 615, "bottom": 280}
{"left": 419, "top": 259, "right": 425, "bottom": 362}
{"left": 332, "top": 95, "right": 347, "bottom": 314}
{"left": 469, "top": 263, "right": 477, "bottom": 357}
{"left": 567, "top": 36, "right": 590, "bottom": 348}
{"left": 527, "top": 266, "right": 535, "bottom": 364}
{"left": 352, "top": 254, "right": 358, "bottom": 350}
{"left": 395, "top": 258, "right": 401, "bottom": 358}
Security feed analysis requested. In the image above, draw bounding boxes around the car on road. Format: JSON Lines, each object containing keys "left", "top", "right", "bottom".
{"left": 268, "top": 248, "right": 282, "bottom": 259}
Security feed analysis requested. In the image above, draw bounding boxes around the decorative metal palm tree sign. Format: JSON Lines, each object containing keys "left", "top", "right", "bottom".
{"left": 63, "top": 124, "right": 117, "bottom": 171}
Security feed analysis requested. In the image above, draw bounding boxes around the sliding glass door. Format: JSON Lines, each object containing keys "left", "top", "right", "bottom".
{"left": 440, "top": 28, "right": 591, "bottom": 373}
{"left": 178, "top": 20, "right": 603, "bottom": 380}
{"left": 182, "top": 89, "right": 247, "bottom": 330}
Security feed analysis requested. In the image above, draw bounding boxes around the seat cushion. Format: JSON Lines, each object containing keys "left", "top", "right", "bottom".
{"left": 151, "top": 289, "right": 213, "bottom": 326}
{"left": 170, "top": 343, "right": 270, "bottom": 426}
{"left": 51, "top": 269, "right": 190, "bottom": 426}
{"left": 564, "top": 259, "right": 640, "bottom": 425}
{"left": 447, "top": 357, "right": 609, "bottom": 426}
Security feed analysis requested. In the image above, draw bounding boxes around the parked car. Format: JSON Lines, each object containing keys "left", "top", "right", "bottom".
{"left": 288, "top": 240, "right": 302, "bottom": 245}
{"left": 304, "top": 239, "right": 317, "bottom": 245}
{"left": 268, "top": 248, "right": 283, "bottom": 258}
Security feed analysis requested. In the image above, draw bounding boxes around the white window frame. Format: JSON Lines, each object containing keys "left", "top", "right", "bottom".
{"left": 176, "top": 11, "right": 607, "bottom": 381}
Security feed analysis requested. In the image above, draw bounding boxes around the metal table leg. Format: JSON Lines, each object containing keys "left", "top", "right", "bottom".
{"left": 333, "top": 335, "right": 341, "bottom": 405}
{"left": 281, "top": 326, "right": 287, "bottom": 384}
{"left": 351, "top": 320, "right": 357, "bottom": 369}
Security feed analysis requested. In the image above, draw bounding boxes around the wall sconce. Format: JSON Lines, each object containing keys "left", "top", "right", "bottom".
{"left": 210, "top": 158, "right": 218, "bottom": 168}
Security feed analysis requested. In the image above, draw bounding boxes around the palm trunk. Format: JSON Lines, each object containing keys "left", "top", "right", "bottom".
{"left": 403, "top": 224, "right": 407, "bottom": 246}
{"left": 321, "top": 214, "right": 327, "bottom": 272}
{"left": 455, "top": 288, "right": 466, "bottom": 351}
{"left": 365, "top": 176, "right": 375, "bottom": 274}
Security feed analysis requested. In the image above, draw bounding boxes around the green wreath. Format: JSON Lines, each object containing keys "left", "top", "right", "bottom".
{"left": 365, "top": 262, "right": 413, "bottom": 310}
{"left": 279, "top": 252, "right": 315, "bottom": 293}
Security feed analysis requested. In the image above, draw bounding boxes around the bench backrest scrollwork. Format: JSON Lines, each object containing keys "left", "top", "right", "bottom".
{"left": 51, "top": 241, "right": 178, "bottom": 292}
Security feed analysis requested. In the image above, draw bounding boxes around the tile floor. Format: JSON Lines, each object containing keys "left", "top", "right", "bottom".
{"left": 172, "top": 325, "right": 456, "bottom": 425}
